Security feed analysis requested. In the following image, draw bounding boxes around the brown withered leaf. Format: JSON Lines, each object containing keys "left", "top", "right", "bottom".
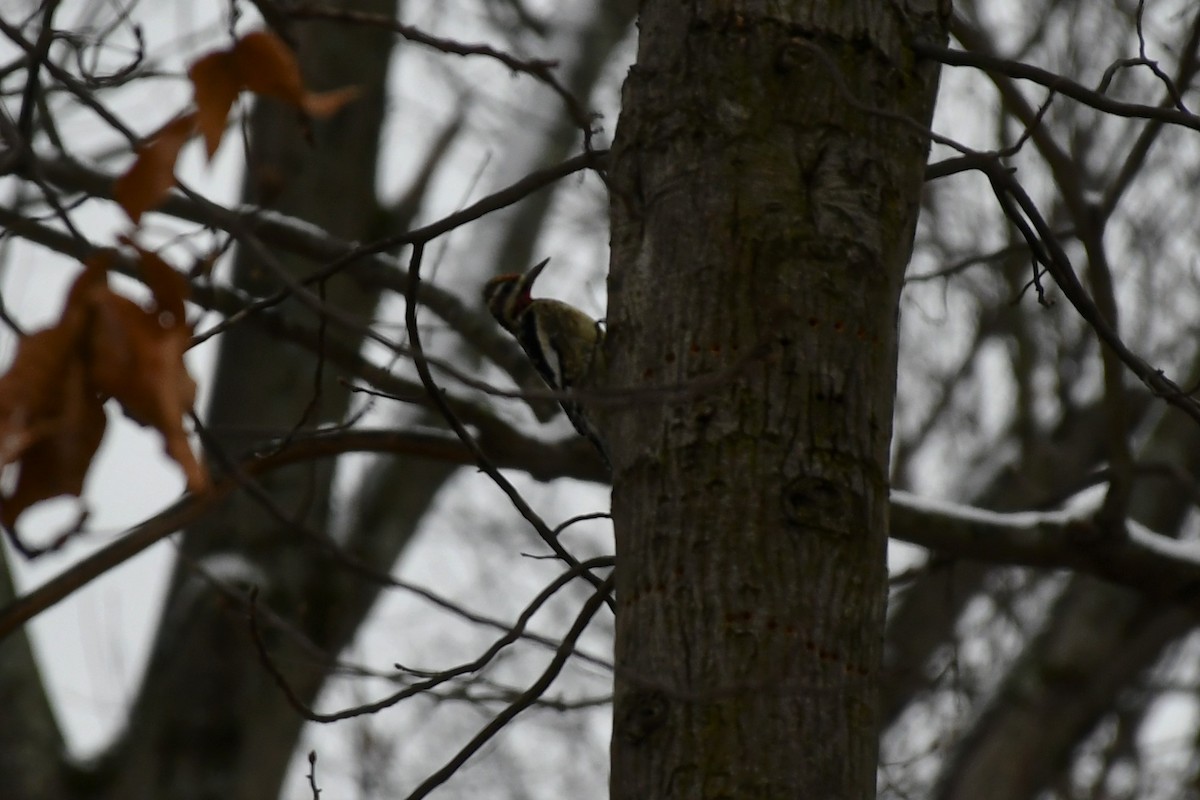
{"left": 188, "top": 50, "right": 241, "bottom": 158}
{"left": 0, "top": 250, "right": 209, "bottom": 528}
{"left": 295, "top": 85, "right": 361, "bottom": 118}
{"left": 186, "top": 31, "right": 358, "bottom": 160}
{"left": 230, "top": 31, "right": 359, "bottom": 116}
{"left": 1, "top": 356, "right": 107, "bottom": 529}
{"left": 119, "top": 236, "right": 190, "bottom": 323}
{"left": 0, "top": 261, "right": 110, "bottom": 527}
{"left": 113, "top": 112, "right": 198, "bottom": 223}
{"left": 88, "top": 248, "right": 207, "bottom": 492}
{"left": 0, "top": 326, "right": 82, "bottom": 467}
{"left": 231, "top": 31, "right": 307, "bottom": 107}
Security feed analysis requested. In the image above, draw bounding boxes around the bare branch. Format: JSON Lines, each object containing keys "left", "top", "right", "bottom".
{"left": 891, "top": 490, "right": 1200, "bottom": 599}
{"left": 914, "top": 40, "right": 1200, "bottom": 133}
{"left": 0, "top": 425, "right": 607, "bottom": 643}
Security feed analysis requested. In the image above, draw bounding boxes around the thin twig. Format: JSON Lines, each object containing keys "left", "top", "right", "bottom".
{"left": 401, "top": 575, "right": 614, "bottom": 800}
{"left": 248, "top": 557, "right": 613, "bottom": 722}
{"left": 914, "top": 40, "right": 1200, "bottom": 132}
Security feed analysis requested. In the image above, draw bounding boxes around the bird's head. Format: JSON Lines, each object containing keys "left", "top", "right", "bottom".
{"left": 482, "top": 257, "right": 549, "bottom": 333}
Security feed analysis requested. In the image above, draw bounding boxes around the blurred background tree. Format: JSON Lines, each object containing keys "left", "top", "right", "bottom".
{"left": 0, "top": 0, "right": 1199, "bottom": 798}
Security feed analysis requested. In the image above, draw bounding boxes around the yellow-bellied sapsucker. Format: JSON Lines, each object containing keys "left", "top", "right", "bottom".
{"left": 483, "top": 258, "right": 609, "bottom": 466}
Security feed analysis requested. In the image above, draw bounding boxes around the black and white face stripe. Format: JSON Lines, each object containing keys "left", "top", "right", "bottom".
{"left": 482, "top": 258, "right": 551, "bottom": 334}
{"left": 483, "top": 275, "right": 525, "bottom": 333}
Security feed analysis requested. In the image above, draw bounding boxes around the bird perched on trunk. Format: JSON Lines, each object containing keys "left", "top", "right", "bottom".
{"left": 482, "top": 258, "right": 609, "bottom": 467}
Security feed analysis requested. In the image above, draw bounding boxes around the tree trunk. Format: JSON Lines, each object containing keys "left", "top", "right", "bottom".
{"left": 0, "top": 555, "right": 69, "bottom": 799}
{"left": 103, "top": 5, "right": 402, "bottom": 798}
{"left": 606, "top": 2, "right": 947, "bottom": 797}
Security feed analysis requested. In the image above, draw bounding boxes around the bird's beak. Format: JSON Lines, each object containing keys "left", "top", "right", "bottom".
{"left": 525, "top": 257, "right": 551, "bottom": 286}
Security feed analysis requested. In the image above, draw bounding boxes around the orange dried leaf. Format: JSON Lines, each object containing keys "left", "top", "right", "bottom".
{"left": 113, "top": 113, "right": 198, "bottom": 223}
{"left": 70, "top": 252, "right": 116, "bottom": 308}
{"left": 188, "top": 51, "right": 241, "bottom": 158}
{"left": 119, "top": 236, "right": 191, "bottom": 322}
{"left": 229, "top": 31, "right": 358, "bottom": 117}
{"left": 0, "top": 327, "right": 81, "bottom": 467}
{"left": 0, "top": 260, "right": 107, "bottom": 462}
{"left": 232, "top": 31, "right": 307, "bottom": 106}
{"left": 1, "top": 356, "right": 106, "bottom": 528}
{"left": 297, "top": 85, "right": 361, "bottom": 118}
{"left": 88, "top": 281, "right": 207, "bottom": 493}
{"left": 0, "top": 252, "right": 209, "bottom": 524}
{"left": 0, "top": 264, "right": 112, "bottom": 526}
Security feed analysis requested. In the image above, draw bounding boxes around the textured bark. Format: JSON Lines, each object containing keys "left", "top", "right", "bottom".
{"left": 607, "top": 2, "right": 947, "bottom": 798}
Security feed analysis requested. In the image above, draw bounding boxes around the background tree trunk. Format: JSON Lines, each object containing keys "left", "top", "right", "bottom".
{"left": 607, "top": 1, "right": 947, "bottom": 797}
{"left": 103, "top": 4, "right": 403, "bottom": 797}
